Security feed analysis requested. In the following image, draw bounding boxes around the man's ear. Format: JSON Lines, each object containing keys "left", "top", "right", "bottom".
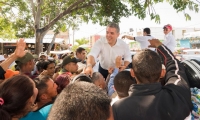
{"left": 160, "top": 69, "right": 166, "bottom": 78}
{"left": 40, "top": 94, "right": 47, "bottom": 100}
{"left": 130, "top": 69, "right": 135, "bottom": 78}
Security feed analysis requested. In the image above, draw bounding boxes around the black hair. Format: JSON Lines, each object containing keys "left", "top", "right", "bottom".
{"left": 75, "top": 47, "right": 85, "bottom": 55}
{"left": 0, "top": 75, "right": 34, "bottom": 120}
{"left": 47, "top": 82, "right": 111, "bottom": 120}
{"left": 143, "top": 28, "right": 151, "bottom": 34}
{"left": 72, "top": 74, "right": 92, "bottom": 83}
{"left": 132, "top": 49, "right": 162, "bottom": 83}
{"left": 114, "top": 71, "right": 136, "bottom": 98}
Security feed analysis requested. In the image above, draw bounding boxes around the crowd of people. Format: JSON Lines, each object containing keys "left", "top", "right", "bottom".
{"left": 0, "top": 22, "right": 199, "bottom": 120}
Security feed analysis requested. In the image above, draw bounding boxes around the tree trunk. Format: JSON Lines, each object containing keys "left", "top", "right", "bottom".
{"left": 35, "top": 31, "right": 45, "bottom": 55}
{"left": 47, "top": 32, "right": 59, "bottom": 55}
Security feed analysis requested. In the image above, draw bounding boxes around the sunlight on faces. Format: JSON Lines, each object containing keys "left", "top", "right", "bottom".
{"left": 46, "top": 79, "right": 58, "bottom": 99}
{"left": 106, "top": 27, "right": 119, "bottom": 45}
{"left": 77, "top": 50, "right": 86, "bottom": 61}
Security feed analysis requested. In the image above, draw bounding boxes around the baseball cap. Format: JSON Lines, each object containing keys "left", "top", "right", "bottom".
{"left": 15, "top": 52, "right": 34, "bottom": 64}
{"left": 4, "top": 69, "right": 19, "bottom": 79}
{"left": 163, "top": 24, "right": 172, "bottom": 31}
{"left": 39, "top": 52, "right": 47, "bottom": 58}
{"left": 0, "top": 55, "right": 5, "bottom": 62}
{"left": 62, "top": 55, "right": 80, "bottom": 67}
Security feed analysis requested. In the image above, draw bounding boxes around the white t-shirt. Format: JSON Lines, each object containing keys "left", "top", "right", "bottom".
{"left": 163, "top": 32, "right": 176, "bottom": 52}
{"left": 88, "top": 37, "right": 132, "bottom": 70}
{"left": 135, "top": 36, "right": 155, "bottom": 51}
{"left": 111, "top": 96, "right": 120, "bottom": 106}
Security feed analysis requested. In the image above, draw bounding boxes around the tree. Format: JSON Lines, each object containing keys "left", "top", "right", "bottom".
{"left": 0, "top": 0, "right": 199, "bottom": 54}
{"left": 71, "top": 38, "right": 90, "bottom": 52}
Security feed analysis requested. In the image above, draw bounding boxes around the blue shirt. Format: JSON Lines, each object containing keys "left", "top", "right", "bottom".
{"left": 20, "top": 104, "right": 52, "bottom": 120}
{"left": 108, "top": 68, "right": 119, "bottom": 97}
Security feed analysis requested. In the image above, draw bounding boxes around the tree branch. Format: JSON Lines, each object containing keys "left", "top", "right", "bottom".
{"left": 28, "top": 0, "right": 36, "bottom": 21}
{"left": 41, "top": 0, "right": 94, "bottom": 32}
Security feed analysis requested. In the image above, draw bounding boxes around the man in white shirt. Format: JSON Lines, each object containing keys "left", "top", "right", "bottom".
{"left": 122, "top": 28, "right": 155, "bottom": 51}
{"left": 84, "top": 23, "right": 132, "bottom": 79}
{"left": 163, "top": 24, "right": 176, "bottom": 52}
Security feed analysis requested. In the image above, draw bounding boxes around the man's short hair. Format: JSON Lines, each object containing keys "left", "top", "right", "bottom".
{"left": 34, "top": 76, "right": 51, "bottom": 102}
{"left": 107, "top": 22, "right": 120, "bottom": 33}
{"left": 114, "top": 71, "right": 136, "bottom": 98}
{"left": 76, "top": 47, "right": 85, "bottom": 55}
{"left": 72, "top": 73, "right": 92, "bottom": 83}
{"left": 48, "top": 82, "right": 111, "bottom": 120}
{"left": 143, "top": 28, "right": 151, "bottom": 34}
{"left": 91, "top": 72, "right": 101, "bottom": 83}
{"left": 132, "top": 49, "right": 162, "bottom": 83}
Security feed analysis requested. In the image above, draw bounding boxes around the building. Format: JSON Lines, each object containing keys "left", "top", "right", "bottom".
{"left": 0, "top": 31, "right": 69, "bottom": 54}
{"left": 180, "top": 31, "right": 200, "bottom": 49}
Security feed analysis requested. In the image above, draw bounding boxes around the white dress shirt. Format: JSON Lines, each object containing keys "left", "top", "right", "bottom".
{"left": 88, "top": 37, "right": 131, "bottom": 70}
{"left": 163, "top": 32, "right": 176, "bottom": 52}
{"left": 135, "top": 36, "right": 155, "bottom": 51}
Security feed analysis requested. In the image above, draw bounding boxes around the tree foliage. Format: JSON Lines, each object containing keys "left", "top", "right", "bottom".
{"left": 71, "top": 38, "right": 90, "bottom": 52}
{"left": 0, "top": 0, "right": 199, "bottom": 53}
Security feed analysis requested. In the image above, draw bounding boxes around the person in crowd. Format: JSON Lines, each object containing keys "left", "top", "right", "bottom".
{"left": 76, "top": 47, "right": 86, "bottom": 63}
{"left": 15, "top": 52, "right": 36, "bottom": 79}
{"left": 39, "top": 60, "right": 59, "bottom": 80}
{"left": 54, "top": 74, "right": 70, "bottom": 94}
{"left": 163, "top": 24, "right": 176, "bottom": 52}
{"left": 47, "top": 81, "right": 114, "bottom": 120}
{"left": 0, "top": 75, "right": 38, "bottom": 120}
{"left": 107, "top": 56, "right": 123, "bottom": 97}
{"left": 72, "top": 73, "right": 92, "bottom": 83}
{"left": 61, "top": 55, "right": 79, "bottom": 77}
{"left": 21, "top": 76, "right": 58, "bottom": 120}
{"left": 111, "top": 71, "right": 136, "bottom": 105}
{"left": 91, "top": 72, "right": 106, "bottom": 90}
{"left": 122, "top": 28, "right": 155, "bottom": 50}
{"left": 112, "top": 39, "right": 192, "bottom": 120}
{"left": 75, "top": 47, "right": 87, "bottom": 73}
{"left": 35, "top": 60, "right": 44, "bottom": 75}
{"left": 0, "top": 39, "right": 26, "bottom": 80}
{"left": 85, "top": 22, "right": 131, "bottom": 79}
{"left": 39, "top": 52, "right": 48, "bottom": 61}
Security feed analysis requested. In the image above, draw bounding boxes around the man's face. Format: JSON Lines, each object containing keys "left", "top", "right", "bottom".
{"left": 106, "top": 27, "right": 119, "bottom": 45}
{"left": 163, "top": 28, "right": 170, "bottom": 35}
{"left": 143, "top": 31, "right": 147, "bottom": 36}
{"left": 40, "top": 55, "right": 47, "bottom": 60}
{"left": 46, "top": 79, "right": 58, "bottom": 99}
{"left": 77, "top": 50, "right": 86, "bottom": 61}
{"left": 65, "top": 62, "right": 78, "bottom": 73}
{"left": 46, "top": 63, "right": 55, "bottom": 76}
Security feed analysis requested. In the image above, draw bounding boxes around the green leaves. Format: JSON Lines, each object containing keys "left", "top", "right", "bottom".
{"left": 0, "top": 0, "right": 199, "bottom": 40}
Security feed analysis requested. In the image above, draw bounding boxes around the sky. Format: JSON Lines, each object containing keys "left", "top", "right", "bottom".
{"left": 68, "top": 2, "right": 200, "bottom": 44}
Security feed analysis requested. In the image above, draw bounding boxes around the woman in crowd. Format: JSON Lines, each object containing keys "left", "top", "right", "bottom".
{"left": 0, "top": 75, "right": 38, "bottom": 120}
{"left": 55, "top": 74, "right": 71, "bottom": 94}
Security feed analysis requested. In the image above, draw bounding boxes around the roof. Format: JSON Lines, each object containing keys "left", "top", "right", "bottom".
{"left": 0, "top": 34, "right": 64, "bottom": 43}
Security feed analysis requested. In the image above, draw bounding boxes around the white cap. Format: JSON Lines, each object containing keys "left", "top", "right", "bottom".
{"left": 39, "top": 52, "right": 47, "bottom": 58}
{"left": 0, "top": 55, "right": 5, "bottom": 61}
